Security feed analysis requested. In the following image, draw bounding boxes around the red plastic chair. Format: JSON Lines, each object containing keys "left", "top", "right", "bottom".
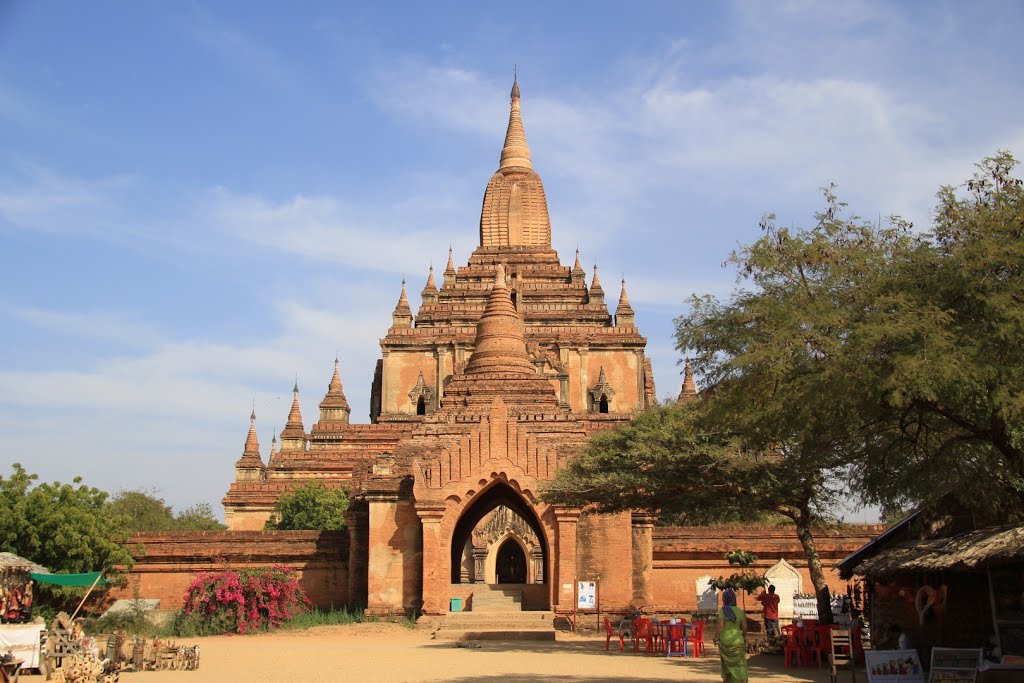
{"left": 804, "top": 625, "right": 831, "bottom": 668}
{"left": 633, "top": 618, "right": 655, "bottom": 653}
{"left": 691, "top": 620, "right": 706, "bottom": 657}
{"left": 604, "top": 617, "right": 624, "bottom": 652}
{"left": 649, "top": 620, "right": 665, "bottom": 653}
{"left": 782, "top": 625, "right": 805, "bottom": 668}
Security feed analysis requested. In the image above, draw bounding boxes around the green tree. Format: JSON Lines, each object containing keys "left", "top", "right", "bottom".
{"left": 107, "top": 490, "right": 224, "bottom": 532}
{"left": 0, "top": 463, "right": 133, "bottom": 573}
{"left": 851, "top": 152, "right": 1024, "bottom": 515}
{"left": 174, "top": 503, "right": 225, "bottom": 531}
{"left": 264, "top": 481, "right": 349, "bottom": 531}
{"left": 541, "top": 400, "right": 843, "bottom": 621}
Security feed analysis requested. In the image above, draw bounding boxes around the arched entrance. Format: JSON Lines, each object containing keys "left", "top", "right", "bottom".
{"left": 449, "top": 481, "right": 548, "bottom": 588}
{"left": 495, "top": 538, "right": 527, "bottom": 584}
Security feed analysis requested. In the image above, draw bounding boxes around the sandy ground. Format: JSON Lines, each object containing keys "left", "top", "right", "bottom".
{"left": 22, "top": 622, "right": 841, "bottom": 683}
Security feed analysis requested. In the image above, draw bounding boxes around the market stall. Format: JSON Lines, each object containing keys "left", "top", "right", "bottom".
{"left": 0, "top": 552, "right": 48, "bottom": 672}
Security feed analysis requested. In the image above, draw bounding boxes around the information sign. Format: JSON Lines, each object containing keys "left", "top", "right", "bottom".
{"left": 577, "top": 581, "right": 597, "bottom": 609}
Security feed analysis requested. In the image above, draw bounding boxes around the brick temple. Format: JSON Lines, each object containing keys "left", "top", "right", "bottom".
{"left": 120, "top": 77, "right": 883, "bottom": 620}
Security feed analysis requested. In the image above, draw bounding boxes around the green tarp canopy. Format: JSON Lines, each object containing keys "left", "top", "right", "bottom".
{"left": 29, "top": 571, "right": 107, "bottom": 587}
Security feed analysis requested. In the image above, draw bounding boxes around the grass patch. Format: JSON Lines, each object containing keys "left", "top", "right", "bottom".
{"left": 278, "top": 607, "right": 365, "bottom": 630}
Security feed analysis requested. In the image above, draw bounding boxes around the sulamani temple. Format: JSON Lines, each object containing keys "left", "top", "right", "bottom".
{"left": 119, "top": 78, "right": 883, "bottom": 626}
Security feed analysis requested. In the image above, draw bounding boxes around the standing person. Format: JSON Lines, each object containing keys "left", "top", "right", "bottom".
{"left": 717, "top": 588, "right": 748, "bottom": 683}
{"left": 756, "top": 584, "right": 781, "bottom": 638}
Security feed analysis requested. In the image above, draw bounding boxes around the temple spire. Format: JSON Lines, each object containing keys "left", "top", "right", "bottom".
{"left": 571, "top": 248, "right": 586, "bottom": 284}
{"left": 463, "top": 264, "right": 535, "bottom": 375}
{"left": 678, "top": 359, "right": 698, "bottom": 402}
{"left": 499, "top": 72, "right": 533, "bottom": 170}
{"left": 280, "top": 380, "right": 307, "bottom": 450}
{"left": 319, "top": 356, "right": 351, "bottom": 424}
{"left": 615, "top": 277, "right": 635, "bottom": 327}
{"left": 589, "top": 264, "right": 605, "bottom": 306}
{"left": 244, "top": 408, "right": 260, "bottom": 455}
{"left": 391, "top": 278, "right": 413, "bottom": 328}
{"left": 421, "top": 265, "right": 438, "bottom": 305}
{"left": 234, "top": 408, "right": 265, "bottom": 480}
{"left": 444, "top": 247, "right": 456, "bottom": 277}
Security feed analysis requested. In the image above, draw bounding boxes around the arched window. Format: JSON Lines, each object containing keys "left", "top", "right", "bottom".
{"left": 599, "top": 394, "right": 609, "bottom": 413}
{"left": 416, "top": 396, "right": 426, "bottom": 416}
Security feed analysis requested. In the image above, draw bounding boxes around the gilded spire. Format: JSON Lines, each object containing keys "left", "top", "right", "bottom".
{"left": 678, "top": 359, "right": 698, "bottom": 402}
{"left": 499, "top": 72, "right": 533, "bottom": 170}
{"left": 615, "top": 277, "right": 635, "bottom": 327}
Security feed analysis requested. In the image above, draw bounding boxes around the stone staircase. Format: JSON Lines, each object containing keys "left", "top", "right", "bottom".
{"left": 431, "top": 585, "right": 556, "bottom": 641}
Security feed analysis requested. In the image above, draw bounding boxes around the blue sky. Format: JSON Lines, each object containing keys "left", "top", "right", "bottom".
{"left": 1, "top": 1, "right": 1021, "bottom": 520}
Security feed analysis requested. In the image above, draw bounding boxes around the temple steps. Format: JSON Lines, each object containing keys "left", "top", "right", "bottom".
{"left": 468, "top": 587, "right": 523, "bottom": 612}
{"left": 432, "top": 610, "right": 555, "bottom": 641}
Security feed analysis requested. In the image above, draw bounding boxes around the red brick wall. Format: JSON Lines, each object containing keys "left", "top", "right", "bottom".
{"left": 576, "top": 511, "right": 634, "bottom": 608}
{"left": 114, "top": 531, "right": 349, "bottom": 610}
{"left": 649, "top": 524, "right": 885, "bottom": 613}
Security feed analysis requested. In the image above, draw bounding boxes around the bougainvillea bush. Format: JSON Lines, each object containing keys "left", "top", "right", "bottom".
{"left": 178, "top": 565, "right": 309, "bottom": 635}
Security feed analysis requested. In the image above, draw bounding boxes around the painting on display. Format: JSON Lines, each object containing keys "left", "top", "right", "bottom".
{"left": 865, "top": 649, "right": 925, "bottom": 683}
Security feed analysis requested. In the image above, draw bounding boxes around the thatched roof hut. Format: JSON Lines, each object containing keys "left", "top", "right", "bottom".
{"left": 840, "top": 524, "right": 1024, "bottom": 580}
{"left": 0, "top": 552, "right": 48, "bottom": 574}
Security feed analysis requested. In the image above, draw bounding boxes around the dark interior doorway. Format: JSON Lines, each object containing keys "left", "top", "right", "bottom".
{"left": 495, "top": 539, "right": 527, "bottom": 584}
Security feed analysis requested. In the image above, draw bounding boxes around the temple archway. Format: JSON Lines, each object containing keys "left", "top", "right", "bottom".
{"left": 449, "top": 481, "right": 548, "bottom": 586}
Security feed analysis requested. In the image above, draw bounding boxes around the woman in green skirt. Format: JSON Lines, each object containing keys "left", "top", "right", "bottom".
{"left": 717, "top": 588, "right": 748, "bottom": 683}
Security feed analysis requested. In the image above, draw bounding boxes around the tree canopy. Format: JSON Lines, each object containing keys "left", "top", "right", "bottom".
{"left": 264, "top": 481, "right": 349, "bottom": 531}
{"left": 679, "top": 152, "right": 1024, "bottom": 519}
{"left": 107, "top": 489, "right": 224, "bottom": 532}
{"left": 545, "top": 152, "right": 1024, "bottom": 621}
{"left": 0, "top": 463, "right": 134, "bottom": 573}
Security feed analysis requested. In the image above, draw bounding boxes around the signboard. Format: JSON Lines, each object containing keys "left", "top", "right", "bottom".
{"left": 865, "top": 649, "right": 925, "bottom": 683}
{"left": 571, "top": 579, "right": 600, "bottom": 633}
{"left": 577, "top": 581, "right": 597, "bottom": 609}
{"left": 792, "top": 596, "right": 818, "bottom": 619}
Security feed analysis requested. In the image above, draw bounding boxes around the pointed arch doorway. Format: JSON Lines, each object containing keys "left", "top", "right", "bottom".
{"left": 495, "top": 537, "right": 527, "bottom": 584}
{"left": 449, "top": 482, "right": 549, "bottom": 607}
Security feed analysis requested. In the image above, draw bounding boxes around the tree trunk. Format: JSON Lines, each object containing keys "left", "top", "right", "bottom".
{"left": 793, "top": 515, "right": 833, "bottom": 624}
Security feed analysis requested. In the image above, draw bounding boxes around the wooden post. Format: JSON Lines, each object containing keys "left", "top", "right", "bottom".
{"left": 69, "top": 572, "right": 104, "bottom": 621}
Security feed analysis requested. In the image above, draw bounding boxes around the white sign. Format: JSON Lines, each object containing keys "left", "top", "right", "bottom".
{"left": 792, "top": 596, "right": 818, "bottom": 619}
{"left": 577, "top": 581, "right": 597, "bottom": 609}
{"left": 865, "top": 649, "right": 925, "bottom": 683}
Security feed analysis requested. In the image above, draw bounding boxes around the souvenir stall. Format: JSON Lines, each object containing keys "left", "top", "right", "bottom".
{"left": 0, "top": 553, "right": 48, "bottom": 672}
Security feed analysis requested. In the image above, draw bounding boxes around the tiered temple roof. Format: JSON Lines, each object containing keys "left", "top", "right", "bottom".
{"left": 223, "top": 75, "right": 655, "bottom": 528}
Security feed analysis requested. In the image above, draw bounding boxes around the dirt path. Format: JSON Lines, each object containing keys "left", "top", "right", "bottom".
{"left": 77, "top": 623, "right": 836, "bottom": 683}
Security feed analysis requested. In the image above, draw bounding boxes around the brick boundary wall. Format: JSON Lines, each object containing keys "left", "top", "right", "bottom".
{"left": 111, "top": 530, "right": 349, "bottom": 611}
{"left": 649, "top": 523, "right": 887, "bottom": 614}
